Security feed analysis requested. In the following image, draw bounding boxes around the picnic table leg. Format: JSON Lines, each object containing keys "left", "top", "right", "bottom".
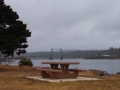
{"left": 41, "top": 71, "right": 51, "bottom": 78}
{"left": 60, "top": 64, "right": 69, "bottom": 72}
{"left": 50, "top": 64, "right": 58, "bottom": 69}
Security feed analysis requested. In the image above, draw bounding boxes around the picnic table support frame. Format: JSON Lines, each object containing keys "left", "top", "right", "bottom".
{"left": 50, "top": 64, "right": 58, "bottom": 69}
{"left": 41, "top": 71, "right": 51, "bottom": 78}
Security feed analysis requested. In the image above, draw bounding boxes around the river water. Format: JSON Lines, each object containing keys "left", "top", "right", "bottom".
{"left": 1, "top": 58, "right": 120, "bottom": 74}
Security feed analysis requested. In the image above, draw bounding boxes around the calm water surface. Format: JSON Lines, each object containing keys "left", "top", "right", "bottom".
{"left": 2, "top": 58, "right": 120, "bottom": 74}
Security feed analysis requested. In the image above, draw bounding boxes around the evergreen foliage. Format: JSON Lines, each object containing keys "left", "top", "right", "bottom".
{"left": 18, "top": 58, "right": 33, "bottom": 66}
{"left": 0, "top": 0, "right": 31, "bottom": 57}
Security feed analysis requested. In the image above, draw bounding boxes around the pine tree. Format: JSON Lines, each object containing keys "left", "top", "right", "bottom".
{"left": 0, "top": 0, "right": 31, "bottom": 57}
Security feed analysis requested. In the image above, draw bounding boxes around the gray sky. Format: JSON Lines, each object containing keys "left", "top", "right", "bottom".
{"left": 4, "top": 0, "right": 120, "bottom": 52}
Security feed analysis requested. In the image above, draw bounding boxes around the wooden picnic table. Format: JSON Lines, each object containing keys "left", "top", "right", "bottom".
{"left": 41, "top": 62, "right": 80, "bottom": 79}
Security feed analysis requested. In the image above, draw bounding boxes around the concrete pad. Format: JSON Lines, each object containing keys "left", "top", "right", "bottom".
{"left": 26, "top": 76, "right": 100, "bottom": 82}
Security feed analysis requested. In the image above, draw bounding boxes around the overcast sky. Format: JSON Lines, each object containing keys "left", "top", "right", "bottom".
{"left": 4, "top": 0, "right": 120, "bottom": 52}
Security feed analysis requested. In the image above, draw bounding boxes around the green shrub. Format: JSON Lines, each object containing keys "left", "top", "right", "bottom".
{"left": 18, "top": 58, "right": 33, "bottom": 66}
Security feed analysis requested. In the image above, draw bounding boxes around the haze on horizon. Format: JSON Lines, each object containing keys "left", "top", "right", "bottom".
{"left": 4, "top": 0, "right": 120, "bottom": 52}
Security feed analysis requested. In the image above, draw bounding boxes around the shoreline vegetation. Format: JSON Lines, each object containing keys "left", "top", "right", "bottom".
{"left": 84, "top": 55, "right": 120, "bottom": 59}
{"left": 0, "top": 64, "right": 120, "bottom": 90}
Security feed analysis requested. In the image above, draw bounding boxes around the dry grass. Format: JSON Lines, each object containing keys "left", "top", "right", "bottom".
{"left": 78, "top": 70, "right": 97, "bottom": 77}
{"left": 0, "top": 64, "right": 120, "bottom": 90}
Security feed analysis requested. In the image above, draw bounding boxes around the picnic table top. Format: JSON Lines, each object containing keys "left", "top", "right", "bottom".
{"left": 42, "top": 62, "right": 80, "bottom": 65}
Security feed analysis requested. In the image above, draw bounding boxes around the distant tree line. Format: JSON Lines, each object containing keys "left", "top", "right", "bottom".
{"left": 108, "top": 47, "right": 120, "bottom": 56}
{"left": 14, "top": 47, "right": 120, "bottom": 59}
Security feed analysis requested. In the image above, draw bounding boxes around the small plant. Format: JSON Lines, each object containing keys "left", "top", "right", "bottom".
{"left": 18, "top": 58, "right": 33, "bottom": 66}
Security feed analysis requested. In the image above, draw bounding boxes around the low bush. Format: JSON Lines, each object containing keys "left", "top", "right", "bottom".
{"left": 18, "top": 58, "right": 33, "bottom": 66}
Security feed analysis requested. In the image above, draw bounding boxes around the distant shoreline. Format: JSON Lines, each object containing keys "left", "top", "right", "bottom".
{"left": 84, "top": 56, "right": 120, "bottom": 60}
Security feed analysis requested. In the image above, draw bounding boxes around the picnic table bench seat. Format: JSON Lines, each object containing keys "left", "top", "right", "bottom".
{"left": 40, "top": 68, "right": 62, "bottom": 72}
